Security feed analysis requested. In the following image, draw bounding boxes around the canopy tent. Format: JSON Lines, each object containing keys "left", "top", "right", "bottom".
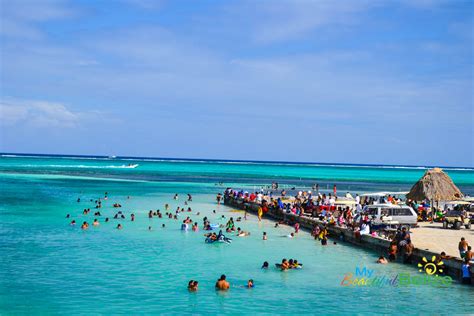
{"left": 406, "top": 168, "right": 463, "bottom": 202}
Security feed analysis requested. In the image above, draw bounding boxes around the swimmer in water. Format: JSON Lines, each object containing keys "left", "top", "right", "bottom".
{"left": 236, "top": 228, "right": 250, "bottom": 237}
{"left": 215, "top": 275, "right": 230, "bottom": 290}
{"left": 93, "top": 219, "right": 99, "bottom": 226}
{"left": 377, "top": 256, "right": 388, "bottom": 264}
{"left": 131, "top": 214, "right": 135, "bottom": 221}
{"left": 247, "top": 279, "right": 254, "bottom": 288}
{"left": 162, "top": 224, "right": 166, "bottom": 228}
{"left": 66, "top": 214, "right": 70, "bottom": 218}
{"left": 286, "top": 233, "right": 294, "bottom": 238}
{"left": 263, "top": 232, "right": 267, "bottom": 240}
{"left": 81, "top": 221, "right": 89, "bottom": 230}
{"left": 261, "top": 261, "right": 269, "bottom": 269}
{"left": 105, "top": 217, "right": 109, "bottom": 222}
{"left": 117, "top": 224, "right": 123, "bottom": 229}
{"left": 70, "top": 220, "right": 76, "bottom": 226}
{"left": 148, "top": 226, "right": 152, "bottom": 231}
{"left": 188, "top": 280, "right": 198, "bottom": 291}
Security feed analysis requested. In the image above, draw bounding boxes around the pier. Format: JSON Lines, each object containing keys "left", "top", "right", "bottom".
{"left": 224, "top": 195, "right": 472, "bottom": 284}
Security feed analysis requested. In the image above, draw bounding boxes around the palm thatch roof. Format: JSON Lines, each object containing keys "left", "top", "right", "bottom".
{"left": 406, "top": 168, "right": 463, "bottom": 201}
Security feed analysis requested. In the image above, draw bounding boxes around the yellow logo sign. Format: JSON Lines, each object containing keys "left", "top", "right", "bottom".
{"left": 418, "top": 256, "right": 444, "bottom": 276}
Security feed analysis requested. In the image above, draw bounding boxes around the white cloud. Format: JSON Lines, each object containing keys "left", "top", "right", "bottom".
{"left": 1, "top": 99, "right": 82, "bottom": 127}
{"left": 247, "top": 0, "right": 375, "bottom": 44}
{"left": 0, "top": 0, "right": 75, "bottom": 39}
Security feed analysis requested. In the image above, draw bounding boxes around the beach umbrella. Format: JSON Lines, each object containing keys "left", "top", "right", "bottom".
{"left": 406, "top": 168, "right": 463, "bottom": 201}
{"left": 406, "top": 168, "right": 463, "bottom": 220}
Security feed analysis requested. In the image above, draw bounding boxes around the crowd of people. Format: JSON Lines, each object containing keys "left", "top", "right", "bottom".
{"left": 223, "top": 187, "right": 473, "bottom": 285}
{"left": 67, "top": 187, "right": 472, "bottom": 289}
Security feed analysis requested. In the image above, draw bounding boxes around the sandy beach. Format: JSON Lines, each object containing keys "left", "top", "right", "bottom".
{"left": 411, "top": 222, "right": 474, "bottom": 258}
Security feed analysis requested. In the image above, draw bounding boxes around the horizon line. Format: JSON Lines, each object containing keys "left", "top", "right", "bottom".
{"left": 1, "top": 151, "right": 473, "bottom": 170}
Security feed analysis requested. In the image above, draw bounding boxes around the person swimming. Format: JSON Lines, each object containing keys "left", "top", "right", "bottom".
{"left": 215, "top": 275, "right": 230, "bottom": 290}
{"left": 377, "top": 256, "right": 388, "bottom": 264}
{"left": 247, "top": 279, "right": 254, "bottom": 288}
{"left": 188, "top": 280, "right": 198, "bottom": 291}
{"left": 181, "top": 221, "right": 189, "bottom": 231}
{"left": 261, "top": 261, "right": 269, "bottom": 269}
{"left": 236, "top": 228, "right": 250, "bottom": 237}
{"left": 117, "top": 224, "right": 123, "bottom": 229}
{"left": 93, "top": 219, "right": 99, "bottom": 226}
{"left": 292, "top": 259, "right": 303, "bottom": 269}
{"left": 263, "top": 232, "right": 267, "bottom": 240}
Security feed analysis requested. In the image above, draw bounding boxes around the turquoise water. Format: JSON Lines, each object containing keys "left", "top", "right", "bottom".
{"left": 1, "top": 155, "right": 473, "bottom": 314}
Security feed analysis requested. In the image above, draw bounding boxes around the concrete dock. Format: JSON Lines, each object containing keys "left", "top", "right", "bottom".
{"left": 224, "top": 195, "right": 473, "bottom": 285}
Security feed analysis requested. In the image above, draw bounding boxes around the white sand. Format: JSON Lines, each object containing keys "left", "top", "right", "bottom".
{"left": 410, "top": 222, "right": 474, "bottom": 257}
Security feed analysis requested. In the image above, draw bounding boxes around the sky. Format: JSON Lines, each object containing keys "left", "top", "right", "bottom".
{"left": 0, "top": 0, "right": 473, "bottom": 167}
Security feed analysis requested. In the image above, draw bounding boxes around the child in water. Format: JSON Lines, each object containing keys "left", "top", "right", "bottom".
{"left": 247, "top": 279, "right": 254, "bottom": 288}
{"left": 188, "top": 280, "right": 198, "bottom": 291}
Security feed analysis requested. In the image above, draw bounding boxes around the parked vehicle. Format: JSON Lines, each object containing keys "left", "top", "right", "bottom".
{"left": 443, "top": 210, "right": 471, "bottom": 229}
{"left": 357, "top": 204, "right": 418, "bottom": 227}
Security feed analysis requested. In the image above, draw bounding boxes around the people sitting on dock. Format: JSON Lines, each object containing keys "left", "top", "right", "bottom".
{"left": 388, "top": 241, "right": 397, "bottom": 261}
{"left": 466, "top": 246, "right": 473, "bottom": 262}
{"left": 403, "top": 239, "right": 414, "bottom": 264}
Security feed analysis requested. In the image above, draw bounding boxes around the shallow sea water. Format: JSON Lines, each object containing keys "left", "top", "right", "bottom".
{"left": 0, "top": 156, "right": 473, "bottom": 314}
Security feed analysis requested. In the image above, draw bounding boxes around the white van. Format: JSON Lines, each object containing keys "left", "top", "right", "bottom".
{"left": 360, "top": 204, "right": 418, "bottom": 227}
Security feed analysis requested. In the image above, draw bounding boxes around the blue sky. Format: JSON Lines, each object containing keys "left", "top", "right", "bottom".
{"left": 0, "top": 0, "right": 472, "bottom": 166}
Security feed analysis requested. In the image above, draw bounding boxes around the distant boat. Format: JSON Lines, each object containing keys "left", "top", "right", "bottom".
{"left": 108, "top": 155, "right": 117, "bottom": 159}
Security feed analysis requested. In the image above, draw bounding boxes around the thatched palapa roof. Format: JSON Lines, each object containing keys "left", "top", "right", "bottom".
{"left": 406, "top": 168, "right": 463, "bottom": 201}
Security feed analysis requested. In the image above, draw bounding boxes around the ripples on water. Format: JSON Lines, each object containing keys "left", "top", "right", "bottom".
{"left": 0, "top": 156, "right": 473, "bottom": 314}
